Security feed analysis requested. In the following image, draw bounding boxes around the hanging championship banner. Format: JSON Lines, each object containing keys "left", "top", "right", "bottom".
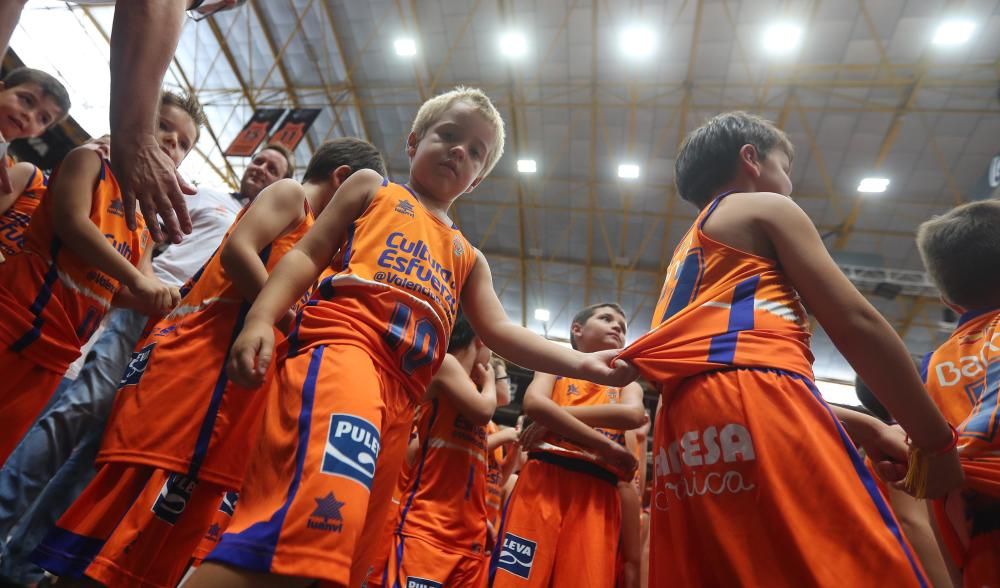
{"left": 267, "top": 108, "right": 322, "bottom": 152}
{"left": 224, "top": 108, "right": 286, "bottom": 157}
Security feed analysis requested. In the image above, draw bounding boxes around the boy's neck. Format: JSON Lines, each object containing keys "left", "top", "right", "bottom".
{"left": 302, "top": 181, "right": 335, "bottom": 215}
{"left": 405, "top": 178, "right": 458, "bottom": 224}
{"left": 704, "top": 177, "right": 763, "bottom": 207}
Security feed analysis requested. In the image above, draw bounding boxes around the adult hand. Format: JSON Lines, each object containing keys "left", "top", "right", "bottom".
{"left": 112, "top": 133, "right": 196, "bottom": 244}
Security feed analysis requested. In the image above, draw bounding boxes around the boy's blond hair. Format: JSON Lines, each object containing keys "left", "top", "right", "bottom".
{"left": 410, "top": 86, "right": 505, "bottom": 177}
{"left": 160, "top": 90, "right": 207, "bottom": 142}
{"left": 916, "top": 200, "right": 1000, "bottom": 310}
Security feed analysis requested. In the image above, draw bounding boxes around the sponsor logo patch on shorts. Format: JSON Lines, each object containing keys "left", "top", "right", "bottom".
{"left": 219, "top": 491, "right": 238, "bottom": 515}
{"left": 119, "top": 342, "right": 155, "bottom": 387}
{"left": 406, "top": 578, "right": 443, "bottom": 588}
{"left": 151, "top": 472, "right": 196, "bottom": 525}
{"left": 497, "top": 532, "right": 536, "bottom": 580}
{"left": 321, "top": 413, "right": 380, "bottom": 491}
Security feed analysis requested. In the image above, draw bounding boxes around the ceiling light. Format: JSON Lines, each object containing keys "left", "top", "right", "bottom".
{"left": 534, "top": 308, "right": 550, "bottom": 322}
{"left": 500, "top": 31, "right": 528, "bottom": 58}
{"left": 517, "top": 159, "right": 537, "bottom": 173}
{"left": 932, "top": 20, "right": 975, "bottom": 46}
{"left": 620, "top": 26, "right": 656, "bottom": 59}
{"left": 394, "top": 38, "right": 417, "bottom": 57}
{"left": 857, "top": 177, "right": 890, "bottom": 193}
{"left": 618, "top": 163, "right": 640, "bottom": 179}
{"left": 762, "top": 23, "right": 803, "bottom": 55}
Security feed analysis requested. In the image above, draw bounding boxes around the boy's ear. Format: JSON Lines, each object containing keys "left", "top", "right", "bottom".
{"left": 738, "top": 144, "right": 761, "bottom": 178}
{"left": 464, "top": 175, "right": 484, "bottom": 194}
{"left": 406, "top": 131, "right": 419, "bottom": 159}
{"left": 569, "top": 321, "right": 584, "bottom": 344}
{"left": 330, "top": 164, "right": 353, "bottom": 190}
{"left": 940, "top": 296, "right": 966, "bottom": 316}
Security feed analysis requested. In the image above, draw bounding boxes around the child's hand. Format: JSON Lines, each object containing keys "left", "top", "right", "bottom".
{"left": 227, "top": 320, "right": 276, "bottom": 388}
{"left": 895, "top": 446, "right": 965, "bottom": 499}
{"left": 471, "top": 361, "right": 495, "bottom": 389}
{"left": 130, "top": 275, "right": 181, "bottom": 314}
{"left": 518, "top": 422, "right": 547, "bottom": 449}
{"left": 596, "top": 438, "right": 638, "bottom": 475}
{"left": 580, "top": 349, "right": 639, "bottom": 387}
{"left": 854, "top": 423, "right": 909, "bottom": 483}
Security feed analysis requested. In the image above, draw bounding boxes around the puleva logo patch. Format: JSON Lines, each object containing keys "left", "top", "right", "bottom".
{"left": 219, "top": 491, "right": 238, "bottom": 516}
{"left": 321, "top": 414, "right": 380, "bottom": 491}
{"left": 406, "top": 578, "right": 443, "bottom": 588}
{"left": 497, "top": 532, "right": 536, "bottom": 580}
{"left": 119, "top": 343, "right": 155, "bottom": 387}
{"left": 151, "top": 473, "right": 196, "bottom": 525}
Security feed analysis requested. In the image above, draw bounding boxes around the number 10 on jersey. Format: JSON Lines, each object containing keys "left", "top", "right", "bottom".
{"left": 384, "top": 302, "right": 439, "bottom": 375}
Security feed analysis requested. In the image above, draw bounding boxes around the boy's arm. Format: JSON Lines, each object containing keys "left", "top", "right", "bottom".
{"left": 220, "top": 179, "right": 305, "bottom": 306}
{"left": 461, "top": 250, "right": 637, "bottom": 387}
{"left": 111, "top": 241, "right": 178, "bottom": 312}
{"left": 427, "top": 355, "right": 497, "bottom": 426}
{"left": 227, "top": 170, "right": 381, "bottom": 387}
{"left": 51, "top": 148, "right": 178, "bottom": 314}
{"left": 756, "top": 194, "right": 961, "bottom": 496}
{"left": 0, "top": 163, "right": 38, "bottom": 215}
{"left": 562, "top": 382, "right": 647, "bottom": 429}
{"left": 522, "top": 372, "right": 636, "bottom": 473}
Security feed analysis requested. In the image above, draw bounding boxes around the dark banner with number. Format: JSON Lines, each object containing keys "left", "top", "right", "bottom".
{"left": 224, "top": 108, "right": 286, "bottom": 157}
{"left": 267, "top": 108, "right": 321, "bottom": 152}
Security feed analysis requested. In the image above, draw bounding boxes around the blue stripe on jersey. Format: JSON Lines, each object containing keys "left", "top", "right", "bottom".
{"left": 342, "top": 222, "right": 357, "bottom": 270}
{"left": 29, "top": 525, "right": 105, "bottom": 578}
{"left": 707, "top": 275, "right": 760, "bottom": 364}
{"left": 285, "top": 300, "right": 317, "bottom": 358}
{"left": 12, "top": 239, "right": 62, "bottom": 352}
{"left": 395, "top": 399, "right": 440, "bottom": 534}
{"left": 187, "top": 242, "right": 273, "bottom": 477}
{"left": 187, "top": 299, "right": 252, "bottom": 479}
{"left": 207, "top": 345, "right": 324, "bottom": 572}
{"left": 392, "top": 534, "right": 407, "bottom": 588}
{"left": 662, "top": 248, "right": 705, "bottom": 323}
{"left": 919, "top": 351, "right": 933, "bottom": 385}
{"left": 790, "top": 371, "right": 929, "bottom": 588}
{"left": 697, "top": 190, "right": 737, "bottom": 229}
{"left": 488, "top": 471, "right": 520, "bottom": 585}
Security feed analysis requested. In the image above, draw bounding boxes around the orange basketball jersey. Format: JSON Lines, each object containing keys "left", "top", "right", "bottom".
{"left": 289, "top": 180, "right": 477, "bottom": 399}
{"left": 922, "top": 309, "right": 1000, "bottom": 467}
{"left": 97, "top": 202, "right": 315, "bottom": 488}
{"left": 485, "top": 420, "right": 507, "bottom": 528}
{"left": 617, "top": 191, "right": 813, "bottom": 390}
{"left": 395, "top": 394, "right": 490, "bottom": 557}
{"left": 0, "top": 164, "right": 47, "bottom": 258}
{"left": 0, "top": 153, "right": 148, "bottom": 373}
{"left": 535, "top": 377, "right": 630, "bottom": 480}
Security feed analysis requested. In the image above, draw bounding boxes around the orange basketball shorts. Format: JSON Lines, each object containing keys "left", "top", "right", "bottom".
{"left": 0, "top": 348, "right": 63, "bottom": 462}
{"left": 31, "top": 463, "right": 223, "bottom": 588}
{"left": 490, "top": 455, "right": 622, "bottom": 587}
{"left": 648, "top": 367, "right": 929, "bottom": 587}
{"left": 190, "top": 490, "right": 239, "bottom": 566}
{"left": 385, "top": 532, "right": 488, "bottom": 588}
{"left": 205, "top": 344, "right": 416, "bottom": 586}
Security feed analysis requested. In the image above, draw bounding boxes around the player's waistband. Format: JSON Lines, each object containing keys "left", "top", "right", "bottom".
{"left": 528, "top": 451, "right": 616, "bottom": 486}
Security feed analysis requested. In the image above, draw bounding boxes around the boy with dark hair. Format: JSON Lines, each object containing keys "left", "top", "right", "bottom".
{"left": 0, "top": 90, "right": 200, "bottom": 461}
{"left": 0, "top": 67, "right": 71, "bottom": 145}
{"left": 618, "top": 111, "right": 963, "bottom": 586}
{"left": 493, "top": 302, "right": 646, "bottom": 587}
{"left": 30, "top": 138, "right": 387, "bottom": 588}
{"left": 916, "top": 200, "right": 1000, "bottom": 587}
{"left": 383, "top": 312, "right": 498, "bottom": 586}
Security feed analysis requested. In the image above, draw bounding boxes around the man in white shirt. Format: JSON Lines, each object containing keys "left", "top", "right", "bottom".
{"left": 0, "top": 144, "right": 293, "bottom": 585}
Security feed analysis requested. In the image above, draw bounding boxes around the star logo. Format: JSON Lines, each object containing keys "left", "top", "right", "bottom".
{"left": 567, "top": 383, "right": 580, "bottom": 396}
{"left": 311, "top": 492, "right": 345, "bottom": 523}
{"left": 394, "top": 199, "right": 415, "bottom": 218}
{"left": 206, "top": 522, "right": 221, "bottom": 540}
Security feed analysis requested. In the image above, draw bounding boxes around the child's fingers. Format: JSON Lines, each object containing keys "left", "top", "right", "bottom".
{"left": 255, "top": 337, "right": 273, "bottom": 378}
